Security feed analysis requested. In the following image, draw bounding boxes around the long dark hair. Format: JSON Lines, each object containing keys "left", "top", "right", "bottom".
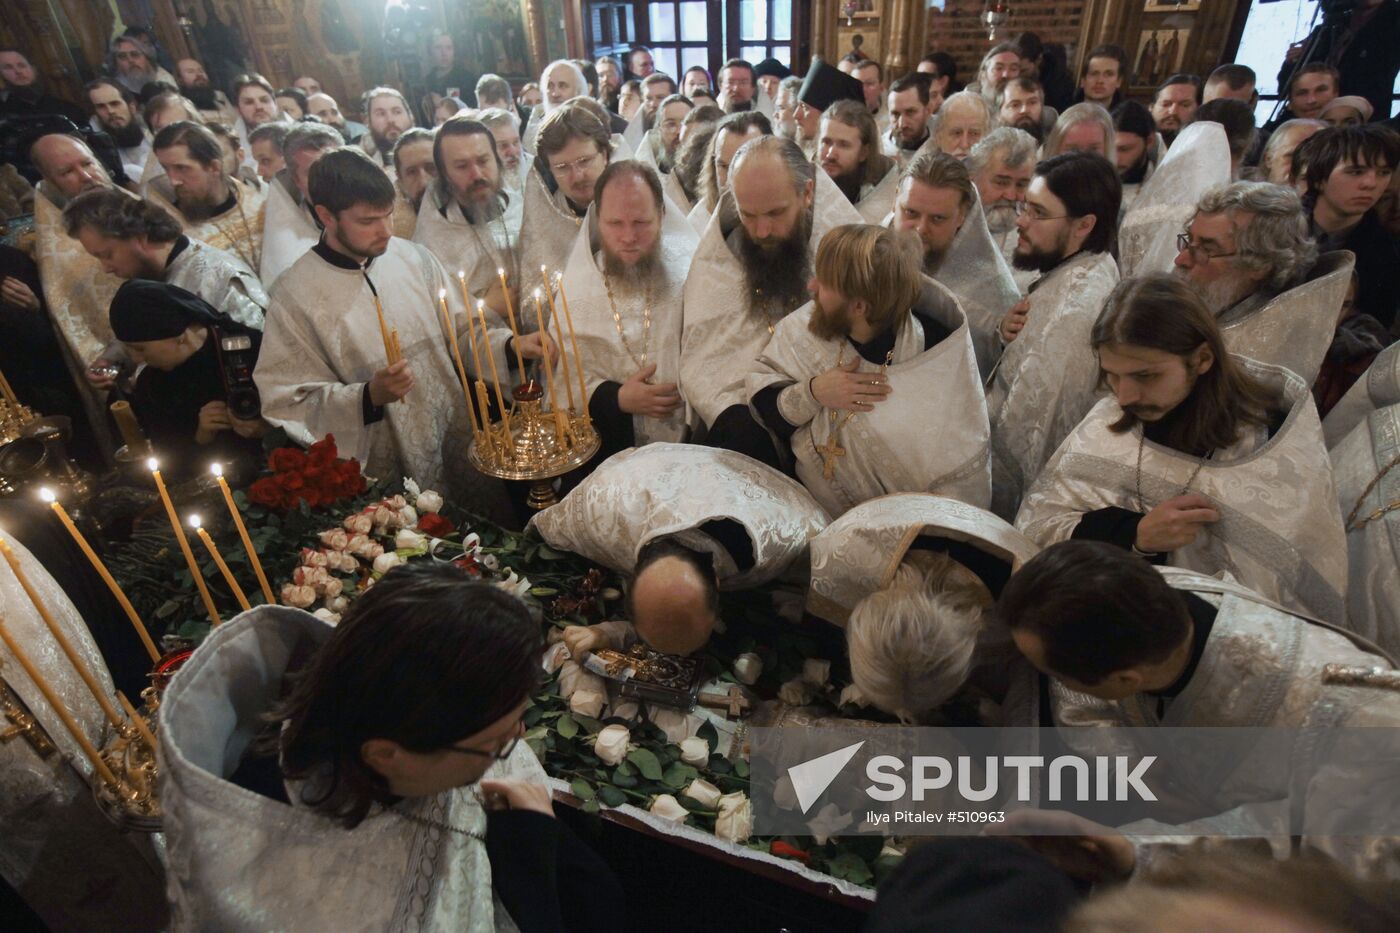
{"left": 275, "top": 562, "right": 541, "bottom": 828}
{"left": 1091, "top": 274, "right": 1276, "bottom": 453}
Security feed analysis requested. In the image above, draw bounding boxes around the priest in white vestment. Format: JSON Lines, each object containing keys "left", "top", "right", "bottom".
{"left": 253, "top": 149, "right": 539, "bottom": 514}
{"left": 681, "top": 136, "right": 861, "bottom": 460}
{"left": 747, "top": 224, "right": 990, "bottom": 516}
{"left": 259, "top": 125, "right": 343, "bottom": 288}
{"left": 986, "top": 152, "right": 1122, "bottom": 519}
{"left": 1331, "top": 400, "right": 1400, "bottom": 655}
{"left": 556, "top": 161, "right": 698, "bottom": 456}
{"left": 816, "top": 100, "right": 901, "bottom": 225}
{"left": 1324, "top": 341, "right": 1400, "bottom": 448}
{"left": 1117, "top": 121, "right": 1231, "bottom": 277}
{"left": 967, "top": 128, "right": 1040, "bottom": 295}
{"left": 0, "top": 535, "right": 167, "bottom": 930}
{"left": 1017, "top": 276, "right": 1347, "bottom": 623}
{"left": 683, "top": 111, "right": 773, "bottom": 234}
{"left": 999, "top": 543, "right": 1400, "bottom": 880}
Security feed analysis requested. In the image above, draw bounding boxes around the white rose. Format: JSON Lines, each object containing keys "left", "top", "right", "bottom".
{"left": 808, "top": 802, "right": 853, "bottom": 845}
{"left": 394, "top": 528, "right": 426, "bottom": 550}
{"left": 778, "top": 677, "right": 817, "bottom": 706}
{"left": 280, "top": 583, "right": 316, "bottom": 609}
{"left": 385, "top": 494, "right": 407, "bottom": 510}
{"left": 648, "top": 794, "right": 690, "bottom": 822}
{"left": 715, "top": 792, "right": 752, "bottom": 843}
{"left": 802, "top": 659, "right": 831, "bottom": 687}
{"left": 372, "top": 552, "right": 403, "bottom": 575}
{"left": 415, "top": 489, "right": 444, "bottom": 514}
{"left": 398, "top": 505, "right": 418, "bottom": 528}
{"left": 679, "top": 736, "right": 710, "bottom": 767}
{"left": 312, "top": 607, "right": 341, "bottom": 625}
{"left": 322, "top": 578, "right": 344, "bottom": 599}
{"left": 733, "top": 652, "right": 763, "bottom": 686}
{"left": 569, "top": 687, "right": 605, "bottom": 719}
{"left": 364, "top": 543, "right": 385, "bottom": 560}
{"left": 326, "top": 595, "right": 350, "bottom": 613}
{"left": 593, "top": 724, "right": 631, "bottom": 765}
{"left": 301, "top": 549, "right": 330, "bottom": 568}
{"left": 319, "top": 529, "right": 350, "bottom": 551}
{"left": 343, "top": 513, "right": 372, "bottom": 535}
{"left": 372, "top": 505, "right": 398, "bottom": 529}
{"left": 402, "top": 477, "right": 421, "bottom": 498}
{"left": 683, "top": 778, "right": 722, "bottom": 809}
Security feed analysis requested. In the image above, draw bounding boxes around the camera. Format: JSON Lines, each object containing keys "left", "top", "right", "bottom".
{"left": 215, "top": 331, "right": 261, "bottom": 421}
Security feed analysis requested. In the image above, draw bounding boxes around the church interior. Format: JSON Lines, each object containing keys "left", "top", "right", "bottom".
{"left": 1, "top": 1, "right": 1399, "bottom": 931}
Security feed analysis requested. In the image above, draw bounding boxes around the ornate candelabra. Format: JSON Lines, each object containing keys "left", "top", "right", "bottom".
{"left": 470, "top": 379, "right": 599, "bottom": 510}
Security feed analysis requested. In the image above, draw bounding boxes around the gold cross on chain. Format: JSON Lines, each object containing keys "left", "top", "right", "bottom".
{"left": 816, "top": 434, "right": 846, "bottom": 480}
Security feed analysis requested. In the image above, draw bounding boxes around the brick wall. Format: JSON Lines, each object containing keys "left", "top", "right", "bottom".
{"left": 924, "top": 1, "right": 1087, "bottom": 84}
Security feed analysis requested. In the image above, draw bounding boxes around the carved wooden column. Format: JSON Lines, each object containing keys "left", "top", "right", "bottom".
{"left": 523, "top": 0, "right": 548, "bottom": 77}
{"left": 812, "top": 1, "right": 830, "bottom": 64}
{"left": 884, "top": 0, "right": 912, "bottom": 78}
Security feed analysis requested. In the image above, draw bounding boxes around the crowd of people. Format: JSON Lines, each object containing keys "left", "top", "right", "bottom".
{"left": 2, "top": 13, "right": 1400, "bottom": 931}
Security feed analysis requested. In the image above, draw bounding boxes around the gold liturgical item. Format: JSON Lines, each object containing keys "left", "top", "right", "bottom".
{"left": 586, "top": 643, "right": 708, "bottom": 711}
{"left": 466, "top": 269, "right": 599, "bottom": 509}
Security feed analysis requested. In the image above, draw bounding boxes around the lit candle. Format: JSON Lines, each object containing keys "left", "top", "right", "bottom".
{"left": 0, "top": 535, "right": 124, "bottom": 730}
{"left": 534, "top": 289, "right": 564, "bottom": 429}
{"left": 476, "top": 300, "right": 513, "bottom": 439}
{"left": 373, "top": 292, "right": 398, "bottom": 365}
{"left": 496, "top": 265, "right": 525, "bottom": 356}
{"left": 457, "top": 273, "right": 498, "bottom": 455}
{"left": 501, "top": 271, "right": 530, "bottom": 377}
{"left": 555, "top": 273, "right": 591, "bottom": 424}
{"left": 438, "top": 287, "right": 483, "bottom": 443}
{"left": 108, "top": 400, "right": 147, "bottom": 455}
{"left": 39, "top": 488, "right": 159, "bottom": 662}
{"left": 0, "top": 609, "right": 119, "bottom": 786}
{"left": 117, "top": 689, "right": 157, "bottom": 751}
{"left": 210, "top": 463, "right": 275, "bottom": 605}
{"left": 190, "top": 515, "right": 251, "bottom": 612}
{"left": 541, "top": 267, "right": 577, "bottom": 412}
{"left": 148, "top": 459, "right": 221, "bottom": 627}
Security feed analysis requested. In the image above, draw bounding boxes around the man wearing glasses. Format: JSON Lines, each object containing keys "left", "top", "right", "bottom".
{"left": 1173, "top": 180, "right": 1348, "bottom": 386}
{"left": 986, "top": 151, "right": 1122, "bottom": 519}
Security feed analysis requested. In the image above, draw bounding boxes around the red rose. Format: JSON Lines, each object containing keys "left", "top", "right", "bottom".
{"left": 268, "top": 447, "right": 308, "bottom": 473}
{"left": 275, "top": 471, "right": 305, "bottom": 491}
{"left": 769, "top": 841, "right": 811, "bottom": 863}
{"left": 308, "top": 435, "right": 338, "bottom": 465}
{"left": 248, "top": 477, "right": 285, "bottom": 509}
{"left": 418, "top": 512, "right": 456, "bottom": 537}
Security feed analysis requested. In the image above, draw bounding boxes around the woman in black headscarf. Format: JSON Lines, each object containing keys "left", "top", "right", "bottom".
{"left": 109, "top": 279, "right": 265, "bottom": 479}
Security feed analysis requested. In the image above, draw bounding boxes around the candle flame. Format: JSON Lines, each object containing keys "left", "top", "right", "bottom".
{"left": 146, "top": 457, "right": 159, "bottom": 472}
{"left": 533, "top": 288, "right": 541, "bottom": 298}
{"left": 38, "top": 487, "right": 56, "bottom": 504}
{"left": 210, "top": 462, "right": 224, "bottom": 477}
{"left": 496, "top": 267, "right": 504, "bottom": 276}
{"left": 477, "top": 299, "right": 484, "bottom": 310}
{"left": 457, "top": 269, "right": 466, "bottom": 280}
{"left": 541, "top": 264, "right": 547, "bottom": 274}
{"left": 188, "top": 514, "right": 202, "bottom": 529}
{"left": 438, "top": 287, "right": 446, "bottom": 299}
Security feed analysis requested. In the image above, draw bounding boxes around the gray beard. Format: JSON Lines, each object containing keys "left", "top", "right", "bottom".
{"left": 458, "top": 187, "right": 505, "bottom": 224}
{"left": 984, "top": 203, "right": 1018, "bottom": 234}
{"left": 1177, "top": 266, "right": 1254, "bottom": 315}
{"left": 602, "top": 241, "right": 664, "bottom": 290}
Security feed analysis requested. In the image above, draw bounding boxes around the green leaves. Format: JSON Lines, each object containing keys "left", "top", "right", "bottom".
{"left": 626, "top": 748, "right": 663, "bottom": 781}
{"left": 555, "top": 714, "right": 579, "bottom": 739}
{"left": 824, "top": 852, "right": 874, "bottom": 886}
{"left": 569, "top": 778, "right": 596, "bottom": 802}
{"left": 661, "top": 762, "right": 699, "bottom": 789}
{"left": 597, "top": 785, "right": 627, "bottom": 808}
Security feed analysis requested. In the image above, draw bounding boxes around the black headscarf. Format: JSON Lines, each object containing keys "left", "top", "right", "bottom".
{"left": 109, "top": 279, "right": 253, "bottom": 342}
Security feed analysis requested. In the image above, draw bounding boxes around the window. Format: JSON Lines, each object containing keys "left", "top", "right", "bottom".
{"left": 586, "top": 1, "right": 798, "bottom": 80}
{"left": 734, "top": 0, "right": 794, "bottom": 67}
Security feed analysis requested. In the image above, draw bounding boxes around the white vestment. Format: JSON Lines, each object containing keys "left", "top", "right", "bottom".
{"left": 1332, "top": 400, "right": 1400, "bottom": 655}
{"left": 1217, "top": 251, "right": 1355, "bottom": 387}
{"left": 254, "top": 238, "right": 511, "bottom": 512}
{"left": 0, "top": 538, "right": 167, "bottom": 930}
{"left": 166, "top": 237, "right": 268, "bottom": 330}
{"left": 986, "top": 250, "right": 1120, "bottom": 519}
{"left": 160, "top": 606, "right": 542, "bottom": 932}
{"left": 1324, "top": 340, "right": 1400, "bottom": 448}
{"left": 529, "top": 443, "right": 830, "bottom": 588}
{"left": 680, "top": 170, "right": 862, "bottom": 427}
{"left": 1033, "top": 567, "right": 1400, "bottom": 879}
{"left": 259, "top": 175, "right": 320, "bottom": 289}
{"left": 516, "top": 165, "right": 587, "bottom": 326}
{"left": 853, "top": 164, "right": 901, "bottom": 224}
{"left": 147, "top": 175, "right": 268, "bottom": 284}
{"left": 746, "top": 279, "right": 991, "bottom": 517}
{"left": 1117, "top": 121, "right": 1231, "bottom": 277}
{"left": 1017, "top": 359, "right": 1348, "bottom": 623}
{"left": 662, "top": 167, "right": 693, "bottom": 214}
{"left": 621, "top": 108, "right": 647, "bottom": 155}
{"left": 557, "top": 197, "right": 698, "bottom": 444}
{"left": 807, "top": 493, "right": 1037, "bottom": 624}
{"left": 685, "top": 197, "right": 712, "bottom": 236}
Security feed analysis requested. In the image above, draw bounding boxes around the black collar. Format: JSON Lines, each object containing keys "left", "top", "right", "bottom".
{"left": 164, "top": 235, "right": 191, "bottom": 269}
{"left": 1146, "top": 592, "right": 1216, "bottom": 699}
{"left": 312, "top": 236, "right": 373, "bottom": 271}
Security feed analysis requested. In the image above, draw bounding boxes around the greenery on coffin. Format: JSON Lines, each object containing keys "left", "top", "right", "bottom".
{"left": 105, "top": 429, "right": 903, "bottom": 887}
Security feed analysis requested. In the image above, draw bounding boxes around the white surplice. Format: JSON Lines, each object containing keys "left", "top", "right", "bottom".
{"left": 254, "top": 237, "right": 512, "bottom": 511}
{"left": 1017, "top": 358, "right": 1348, "bottom": 623}
{"left": 147, "top": 175, "right": 267, "bottom": 283}
{"left": 986, "top": 250, "right": 1120, "bottom": 520}
{"left": 1332, "top": 400, "right": 1400, "bottom": 655}
{"left": 165, "top": 237, "right": 268, "bottom": 330}
{"left": 516, "top": 164, "right": 587, "bottom": 326}
{"left": 160, "top": 606, "right": 543, "bottom": 932}
{"left": 1324, "top": 340, "right": 1400, "bottom": 448}
{"left": 745, "top": 279, "right": 991, "bottom": 517}
{"left": 1217, "top": 251, "right": 1355, "bottom": 387}
{"left": 1117, "top": 121, "right": 1230, "bottom": 277}
{"left": 557, "top": 196, "right": 698, "bottom": 445}
{"left": 259, "top": 175, "right": 320, "bottom": 289}
{"left": 853, "top": 164, "right": 901, "bottom": 224}
{"left": 528, "top": 443, "right": 830, "bottom": 588}
{"left": 806, "top": 493, "right": 1037, "bottom": 625}
{"left": 680, "top": 170, "right": 863, "bottom": 427}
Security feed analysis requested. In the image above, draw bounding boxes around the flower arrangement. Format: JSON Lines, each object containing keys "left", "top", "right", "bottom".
{"left": 247, "top": 435, "right": 366, "bottom": 512}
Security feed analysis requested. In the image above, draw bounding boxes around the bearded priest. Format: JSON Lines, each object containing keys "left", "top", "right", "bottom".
{"left": 557, "top": 161, "right": 698, "bottom": 462}
{"left": 682, "top": 135, "right": 861, "bottom": 465}
{"left": 987, "top": 152, "right": 1122, "bottom": 520}
{"left": 747, "top": 223, "right": 990, "bottom": 517}
{"left": 1016, "top": 275, "right": 1347, "bottom": 623}
{"left": 254, "top": 148, "right": 545, "bottom": 512}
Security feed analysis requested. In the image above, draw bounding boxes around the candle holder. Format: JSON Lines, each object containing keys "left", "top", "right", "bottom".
{"left": 469, "top": 379, "right": 600, "bottom": 510}
{"left": 93, "top": 687, "right": 162, "bottom": 832}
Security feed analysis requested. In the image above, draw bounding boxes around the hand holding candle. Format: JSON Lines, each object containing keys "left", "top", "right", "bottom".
{"left": 190, "top": 515, "right": 251, "bottom": 612}
{"left": 211, "top": 463, "right": 275, "bottom": 604}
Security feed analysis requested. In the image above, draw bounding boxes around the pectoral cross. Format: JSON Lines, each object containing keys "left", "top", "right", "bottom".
{"left": 816, "top": 435, "right": 846, "bottom": 480}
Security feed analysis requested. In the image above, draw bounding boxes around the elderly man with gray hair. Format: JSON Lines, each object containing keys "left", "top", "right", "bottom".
{"left": 929, "top": 91, "right": 994, "bottom": 160}
{"left": 966, "top": 127, "right": 1040, "bottom": 290}
{"left": 1173, "top": 180, "right": 1350, "bottom": 384}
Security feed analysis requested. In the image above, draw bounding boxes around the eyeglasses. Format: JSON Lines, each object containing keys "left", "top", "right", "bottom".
{"left": 550, "top": 151, "right": 602, "bottom": 178}
{"left": 1014, "top": 201, "right": 1073, "bottom": 222}
{"left": 1176, "top": 232, "right": 1238, "bottom": 262}
{"left": 444, "top": 732, "right": 520, "bottom": 762}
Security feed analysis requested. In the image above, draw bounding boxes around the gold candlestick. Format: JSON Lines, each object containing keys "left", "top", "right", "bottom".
{"left": 39, "top": 488, "right": 159, "bottom": 663}
{"left": 190, "top": 516, "right": 251, "bottom": 612}
{"left": 439, "top": 287, "right": 484, "bottom": 443}
{"left": 541, "top": 266, "right": 578, "bottom": 412}
{"left": 148, "top": 459, "right": 221, "bottom": 627}
{"left": 0, "top": 536, "right": 125, "bottom": 731}
{"left": 210, "top": 463, "right": 275, "bottom": 605}
{"left": 0, "top": 609, "right": 119, "bottom": 786}
{"left": 555, "top": 273, "right": 591, "bottom": 425}
{"left": 117, "top": 689, "right": 157, "bottom": 751}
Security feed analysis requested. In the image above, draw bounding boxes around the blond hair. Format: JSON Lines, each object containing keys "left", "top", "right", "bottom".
{"left": 813, "top": 223, "right": 923, "bottom": 333}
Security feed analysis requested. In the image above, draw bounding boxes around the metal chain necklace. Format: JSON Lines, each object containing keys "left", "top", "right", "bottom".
{"left": 751, "top": 287, "right": 782, "bottom": 336}
{"left": 602, "top": 270, "right": 652, "bottom": 371}
{"left": 1134, "top": 430, "right": 1210, "bottom": 513}
{"left": 389, "top": 801, "right": 486, "bottom": 842}
{"left": 464, "top": 194, "right": 520, "bottom": 297}
{"left": 815, "top": 342, "right": 894, "bottom": 480}
{"left": 1344, "top": 451, "right": 1400, "bottom": 532}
